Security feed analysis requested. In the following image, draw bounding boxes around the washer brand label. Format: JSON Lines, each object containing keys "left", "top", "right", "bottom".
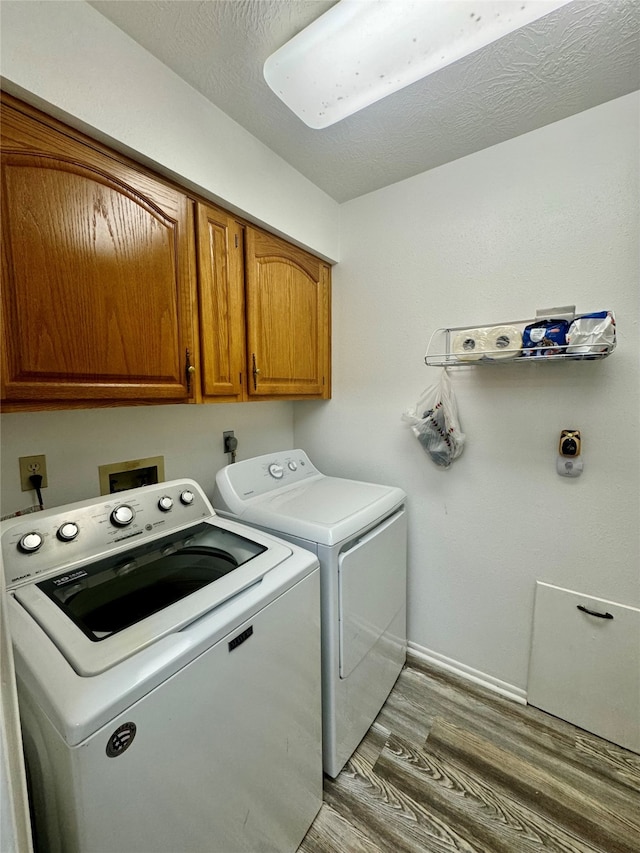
{"left": 228, "top": 625, "right": 253, "bottom": 652}
{"left": 52, "top": 569, "right": 88, "bottom": 587}
{"left": 106, "top": 722, "right": 137, "bottom": 757}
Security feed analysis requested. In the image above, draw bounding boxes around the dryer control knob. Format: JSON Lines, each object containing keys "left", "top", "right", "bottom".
{"left": 268, "top": 463, "right": 284, "bottom": 479}
{"left": 111, "top": 505, "right": 135, "bottom": 527}
{"left": 158, "top": 495, "right": 174, "bottom": 512}
{"left": 180, "top": 490, "right": 195, "bottom": 506}
{"left": 18, "top": 532, "right": 43, "bottom": 553}
{"left": 287, "top": 462, "right": 298, "bottom": 471}
{"left": 57, "top": 522, "right": 79, "bottom": 542}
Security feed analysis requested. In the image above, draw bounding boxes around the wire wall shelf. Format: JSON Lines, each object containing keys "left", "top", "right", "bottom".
{"left": 424, "top": 307, "right": 616, "bottom": 368}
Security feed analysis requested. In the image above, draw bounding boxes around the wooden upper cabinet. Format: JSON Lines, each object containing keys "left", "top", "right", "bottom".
{"left": 0, "top": 98, "right": 197, "bottom": 409}
{"left": 245, "top": 228, "right": 331, "bottom": 399}
{"left": 1, "top": 95, "right": 331, "bottom": 410}
{"left": 195, "top": 203, "right": 245, "bottom": 401}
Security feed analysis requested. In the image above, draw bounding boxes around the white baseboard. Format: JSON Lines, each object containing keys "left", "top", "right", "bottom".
{"left": 407, "top": 642, "right": 527, "bottom": 706}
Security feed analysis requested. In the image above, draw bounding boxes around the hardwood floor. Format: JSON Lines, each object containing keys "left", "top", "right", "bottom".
{"left": 298, "top": 657, "right": 640, "bottom": 853}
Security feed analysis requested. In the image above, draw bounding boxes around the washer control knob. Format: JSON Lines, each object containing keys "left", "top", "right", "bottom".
{"left": 158, "top": 495, "right": 174, "bottom": 512}
{"left": 180, "top": 490, "right": 195, "bottom": 506}
{"left": 57, "top": 522, "right": 79, "bottom": 542}
{"left": 18, "top": 532, "right": 43, "bottom": 553}
{"left": 287, "top": 461, "right": 297, "bottom": 472}
{"left": 111, "top": 505, "right": 135, "bottom": 527}
{"left": 268, "top": 463, "right": 284, "bottom": 479}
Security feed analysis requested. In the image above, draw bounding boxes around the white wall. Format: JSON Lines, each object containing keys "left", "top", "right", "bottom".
{"left": 295, "top": 92, "right": 640, "bottom": 692}
{"left": 0, "top": 403, "right": 294, "bottom": 516}
{"left": 0, "top": 0, "right": 340, "bottom": 261}
{"left": 1, "top": 0, "right": 637, "bottom": 698}
{"left": 0, "top": 0, "right": 330, "bottom": 518}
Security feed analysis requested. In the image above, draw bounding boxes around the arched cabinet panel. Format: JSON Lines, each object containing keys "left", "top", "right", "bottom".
{"left": 245, "top": 228, "right": 331, "bottom": 399}
{"left": 1, "top": 98, "right": 196, "bottom": 408}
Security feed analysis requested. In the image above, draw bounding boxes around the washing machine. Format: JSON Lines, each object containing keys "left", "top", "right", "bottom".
{"left": 213, "top": 450, "right": 407, "bottom": 778}
{"left": 1, "top": 479, "right": 322, "bottom": 853}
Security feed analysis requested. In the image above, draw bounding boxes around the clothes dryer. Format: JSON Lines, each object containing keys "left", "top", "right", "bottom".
{"left": 213, "top": 450, "right": 407, "bottom": 778}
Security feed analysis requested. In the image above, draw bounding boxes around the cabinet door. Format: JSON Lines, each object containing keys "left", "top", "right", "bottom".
{"left": 1, "top": 99, "right": 196, "bottom": 408}
{"left": 528, "top": 582, "right": 640, "bottom": 753}
{"left": 245, "top": 228, "right": 331, "bottom": 398}
{"left": 196, "top": 203, "right": 245, "bottom": 400}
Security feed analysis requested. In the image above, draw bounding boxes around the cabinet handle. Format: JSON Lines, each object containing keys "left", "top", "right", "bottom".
{"left": 185, "top": 349, "right": 196, "bottom": 394}
{"left": 577, "top": 604, "right": 614, "bottom": 620}
{"left": 252, "top": 353, "right": 260, "bottom": 390}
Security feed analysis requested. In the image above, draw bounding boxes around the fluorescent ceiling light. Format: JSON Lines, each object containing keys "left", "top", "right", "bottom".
{"left": 264, "top": 0, "right": 572, "bottom": 129}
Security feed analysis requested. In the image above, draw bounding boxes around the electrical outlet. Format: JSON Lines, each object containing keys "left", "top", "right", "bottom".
{"left": 223, "top": 430, "right": 238, "bottom": 455}
{"left": 19, "top": 455, "right": 48, "bottom": 492}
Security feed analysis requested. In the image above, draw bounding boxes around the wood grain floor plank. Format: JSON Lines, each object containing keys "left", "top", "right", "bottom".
{"left": 573, "top": 733, "right": 640, "bottom": 794}
{"left": 297, "top": 660, "right": 640, "bottom": 853}
{"left": 297, "top": 802, "right": 385, "bottom": 853}
{"left": 373, "top": 668, "right": 435, "bottom": 745}
{"left": 323, "top": 751, "right": 483, "bottom": 853}
{"left": 404, "top": 658, "right": 640, "bottom": 798}
{"left": 427, "top": 717, "right": 640, "bottom": 853}
{"left": 376, "top": 732, "right": 604, "bottom": 853}
{"left": 351, "top": 721, "right": 391, "bottom": 773}
{"left": 422, "top": 700, "right": 640, "bottom": 831}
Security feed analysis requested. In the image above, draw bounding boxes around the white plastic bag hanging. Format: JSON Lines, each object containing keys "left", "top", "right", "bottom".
{"left": 402, "top": 370, "right": 465, "bottom": 467}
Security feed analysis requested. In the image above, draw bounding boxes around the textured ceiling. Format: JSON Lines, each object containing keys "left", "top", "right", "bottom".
{"left": 88, "top": 0, "right": 640, "bottom": 203}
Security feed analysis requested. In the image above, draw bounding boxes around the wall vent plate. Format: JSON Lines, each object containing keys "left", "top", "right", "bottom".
{"left": 98, "top": 456, "right": 165, "bottom": 495}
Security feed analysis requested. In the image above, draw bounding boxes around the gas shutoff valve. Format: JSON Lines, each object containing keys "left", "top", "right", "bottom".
{"left": 557, "top": 429, "right": 583, "bottom": 477}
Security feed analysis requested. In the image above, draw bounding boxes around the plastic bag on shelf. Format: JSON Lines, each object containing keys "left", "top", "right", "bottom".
{"left": 566, "top": 311, "right": 616, "bottom": 357}
{"left": 402, "top": 370, "right": 465, "bottom": 467}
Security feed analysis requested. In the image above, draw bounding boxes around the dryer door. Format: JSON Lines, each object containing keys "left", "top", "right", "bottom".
{"left": 338, "top": 509, "right": 407, "bottom": 678}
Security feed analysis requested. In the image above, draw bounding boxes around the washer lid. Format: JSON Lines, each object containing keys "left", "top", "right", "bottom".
{"left": 12, "top": 517, "right": 293, "bottom": 676}
{"left": 227, "top": 477, "right": 405, "bottom": 546}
